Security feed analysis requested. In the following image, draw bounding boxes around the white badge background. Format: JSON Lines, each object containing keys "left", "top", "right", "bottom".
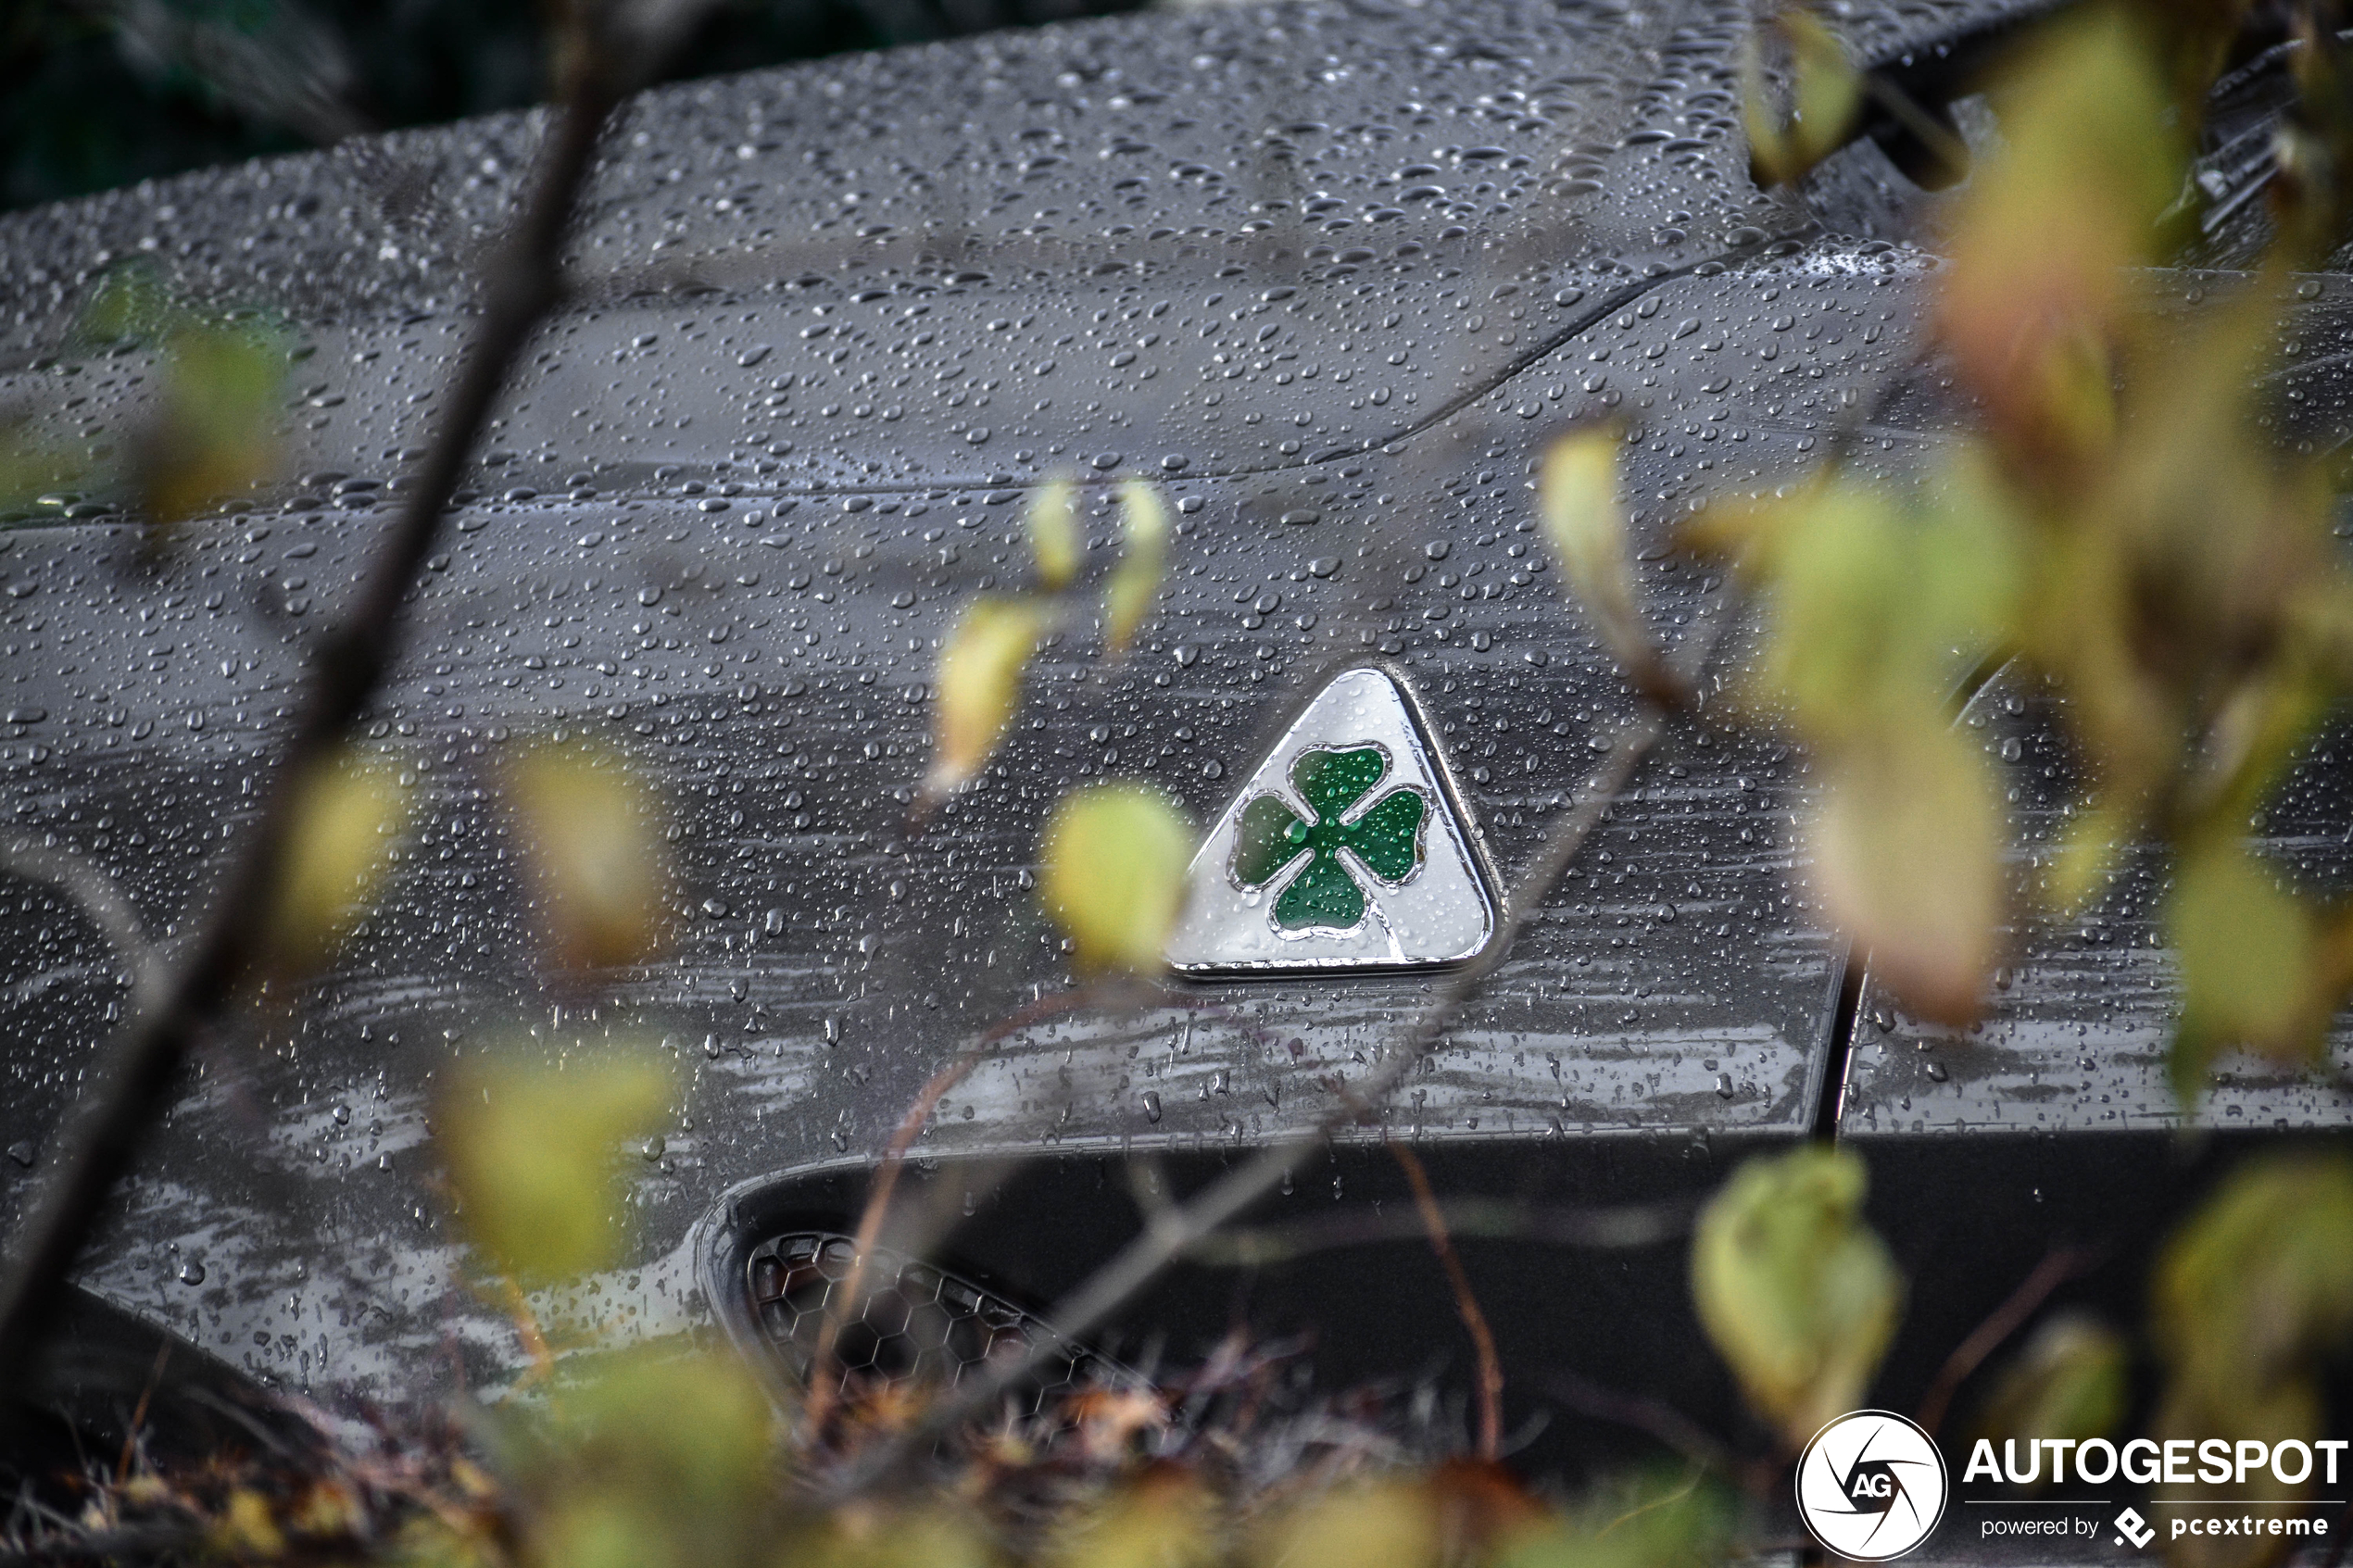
{"left": 1164, "top": 666, "right": 1495, "bottom": 972}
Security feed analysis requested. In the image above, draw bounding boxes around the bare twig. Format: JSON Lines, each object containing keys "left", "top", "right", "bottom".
{"left": 801, "top": 985, "right": 1111, "bottom": 1443}
{"left": 1175, "top": 1197, "right": 1691, "bottom": 1266}
{"left": 0, "top": 16, "right": 685, "bottom": 1390}
{"left": 0, "top": 838, "right": 160, "bottom": 1000}
{"left": 1540, "top": 1368, "right": 1741, "bottom": 1480}
{"left": 1914, "top": 1246, "right": 2092, "bottom": 1437}
{"left": 1388, "top": 1140, "right": 1504, "bottom": 1462}
{"left": 822, "top": 582, "right": 1735, "bottom": 1491}
{"left": 828, "top": 702, "right": 1670, "bottom": 1493}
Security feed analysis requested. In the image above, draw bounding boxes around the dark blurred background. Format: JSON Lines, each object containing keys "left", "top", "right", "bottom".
{"left": 0, "top": 0, "right": 1148, "bottom": 216}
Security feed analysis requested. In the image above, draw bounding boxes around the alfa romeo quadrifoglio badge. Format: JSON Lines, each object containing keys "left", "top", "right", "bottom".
{"left": 1165, "top": 666, "right": 1496, "bottom": 973}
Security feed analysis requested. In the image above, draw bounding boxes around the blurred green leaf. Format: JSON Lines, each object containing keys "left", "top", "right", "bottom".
{"left": 258, "top": 746, "right": 412, "bottom": 982}
{"left": 1043, "top": 1465, "right": 1222, "bottom": 1568}
{"left": 1692, "top": 473, "right": 2017, "bottom": 743}
{"left": 1040, "top": 784, "right": 1192, "bottom": 974}
{"left": 509, "top": 741, "right": 674, "bottom": 971}
{"left": 1934, "top": 8, "right": 2179, "bottom": 473}
{"left": 2156, "top": 1154, "right": 2353, "bottom": 1412}
{"left": 1495, "top": 1469, "right": 1737, "bottom": 1568}
{"left": 535, "top": 1350, "right": 774, "bottom": 1565}
{"left": 925, "top": 596, "right": 1051, "bottom": 801}
{"left": 438, "top": 1049, "right": 673, "bottom": 1286}
{"left": 1968, "top": 1314, "right": 2129, "bottom": 1486}
{"left": 2151, "top": 1155, "right": 2353, "bottom": 1564}
{"left": 69, "top": 261, "right": 175, "bottom": 350}
{"left": 1688, "top": 472, "right": 2014, "bottom": 1023}
{"left": 2166, "top": 840, "right": 2320, "bottom": 1100}
{"left": 1541, "top": 426, "right": 1669, "bottom": 695}
{"left": 1248, "top": 1478, "right": 1439, "bottom": 1568}
{"left": 1103, "top": 479, "right": 1168, "bottom": 655}
{"left": 142, "top": 318, "right": 287, "bottom": 525}
{"left": 1691, "top": 1145, "right": 1902, "bottom": 1449}
{"left": 1028, "top": 476, "right": 1081, "bottom": 593}
{"left": 783, "top": 1507, "right": 1002, "bottom": 1568}
{"left": 1742, "top": 9, "right": 1859, "bottom": 187}
{"left": 1811, "top": 706, "right": 2006, "bottom": 1025}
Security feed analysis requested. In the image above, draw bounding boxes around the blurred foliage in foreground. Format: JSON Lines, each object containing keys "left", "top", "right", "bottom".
{"left": 1564, "top": 0, "right": 2353, "bottom": 1103}
{"left": 15, "top": 4, "right": 2353, "bottom": 1568}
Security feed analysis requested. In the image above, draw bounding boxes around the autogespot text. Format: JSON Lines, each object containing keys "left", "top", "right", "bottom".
{"left": 1963, "top": 1437, "right": 2349, "bottom": 1487}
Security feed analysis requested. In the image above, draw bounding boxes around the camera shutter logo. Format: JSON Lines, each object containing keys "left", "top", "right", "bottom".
{"left": 1795, "top": 1411, "right": 1949, "bottom": 1561}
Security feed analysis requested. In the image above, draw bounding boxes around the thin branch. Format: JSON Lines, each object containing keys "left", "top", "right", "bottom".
{"left": 1914, "top": 1246, "right": 2092, "bottom": 1437}
{"left": 0, "top": 838, "right": 160, "bottom": 999}
{"left": 1859, "top": 73, "right": 1973, "bottom": 185}
{"left": 1539, "top": 1368, "right": 1740, "bottom": 1480}
{"left": 824, "top": 587, "right": 1735, "bottom": 1491}
{"left": 0, "top": 27, "right": 671, "bottom": 1390}
{"left": 1388, "top": 1140, "right": 1504, "bottom": 1462}
{"left": 828, "top": 702, "right": 1669, "bottom": 1493}
{"left": 800, "top": 985, "right": 1109, "bottom": 1444}
{"left": 1175, "top": 1197, "right": 1691, "bottom": 1266}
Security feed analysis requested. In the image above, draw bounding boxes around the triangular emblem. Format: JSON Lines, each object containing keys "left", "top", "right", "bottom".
{"left": 1165, "top": 666, "right": 1498, "bottom": 973}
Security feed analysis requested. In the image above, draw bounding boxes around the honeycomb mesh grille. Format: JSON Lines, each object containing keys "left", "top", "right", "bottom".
{"left": 745, "top": 1232, "right": 1134, "bottom": 1408}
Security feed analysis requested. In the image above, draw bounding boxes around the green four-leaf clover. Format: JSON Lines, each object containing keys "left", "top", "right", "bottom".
{"left": 1230, "top": 746, "right": 1428, "bottom": 932}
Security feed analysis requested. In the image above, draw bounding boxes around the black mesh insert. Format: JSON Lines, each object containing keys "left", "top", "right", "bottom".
{"left": 744, "top": 1232, "right": 1135, "bottom": 1409}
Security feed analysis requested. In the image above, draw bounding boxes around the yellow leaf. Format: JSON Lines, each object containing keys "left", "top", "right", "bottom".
{"left": 1935, "top": 9, "right": 2178, "bottom": 471}
{"left": 1044, "top": 1466, "right": 1222, "bottom": 1568}
{"left": 926, "top": 596, "right": 1051, "bottom": 800}
{"left": 508, "top": 741, "right": 673, "bottom": 971}
{"left": 1028, "top": 476, "right": 1081, "bottom": 592}
{"left": 1540, "top": 427, "right": 1667, "bottom": 692}
{"left": 2151, "top": 1156, "right": 2353, "bottom": 1563}
{"left": 258, "top": 748, "right": 412, "bottom": 981}
{"left": 1040, "top": 784, "right": 1192, "bottom": 974}
{"left": 142, "top": 320, "right": 287, "bottom": 525}
{"left": 1691, "top": 1146, "right": 1902, "bottom": 1449}
{"left": 1810, "top": 707, "right": 2006, "bottom": 1025}
{"left": 1249, "top": 1479, "right": 1439, "bottom": 1568}
{"left": 2156, "top": 1154, "right": 2353, "bottom": 1410}
{"left": 1493, "top": 1469, "right": 1736, "bottom": 1568}
{"left": 1968, "top": 1315, "right": 2129, "bottom": 1481}
{"left": 1743, "top": 10, "right": 1859, "bottom": 187}
{"left": 209, "top": 1488, "right": 286, "bottom": 1559}
{"left": 437, "top": 1049, "right": 673, "bottom": 1286}
{"left": 782, "top": 1506, "right": 1001, "bottom": 1568}
{"left": 1104, "top": 479, "right": 1168, "bottom": 654}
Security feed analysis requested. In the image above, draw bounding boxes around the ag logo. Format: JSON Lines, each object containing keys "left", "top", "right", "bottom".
{"left": 1795, "top": 1411, "right": 1948, "bottom": 1562}
{"left": 1164, "top": 666, "right": 1495, "bottom": 973}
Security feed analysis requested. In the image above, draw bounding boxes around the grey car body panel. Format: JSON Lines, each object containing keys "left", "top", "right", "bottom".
{"left": 6, "top": 0, "right": 2330, "bottom": 1477}
{"left": 1840, "top": 672, "right": 2353, "bottom": 1136}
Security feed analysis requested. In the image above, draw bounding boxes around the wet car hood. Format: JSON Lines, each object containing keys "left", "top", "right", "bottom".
{"left": 1, "top": 0, "right": 2348, "bottom": 1476}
